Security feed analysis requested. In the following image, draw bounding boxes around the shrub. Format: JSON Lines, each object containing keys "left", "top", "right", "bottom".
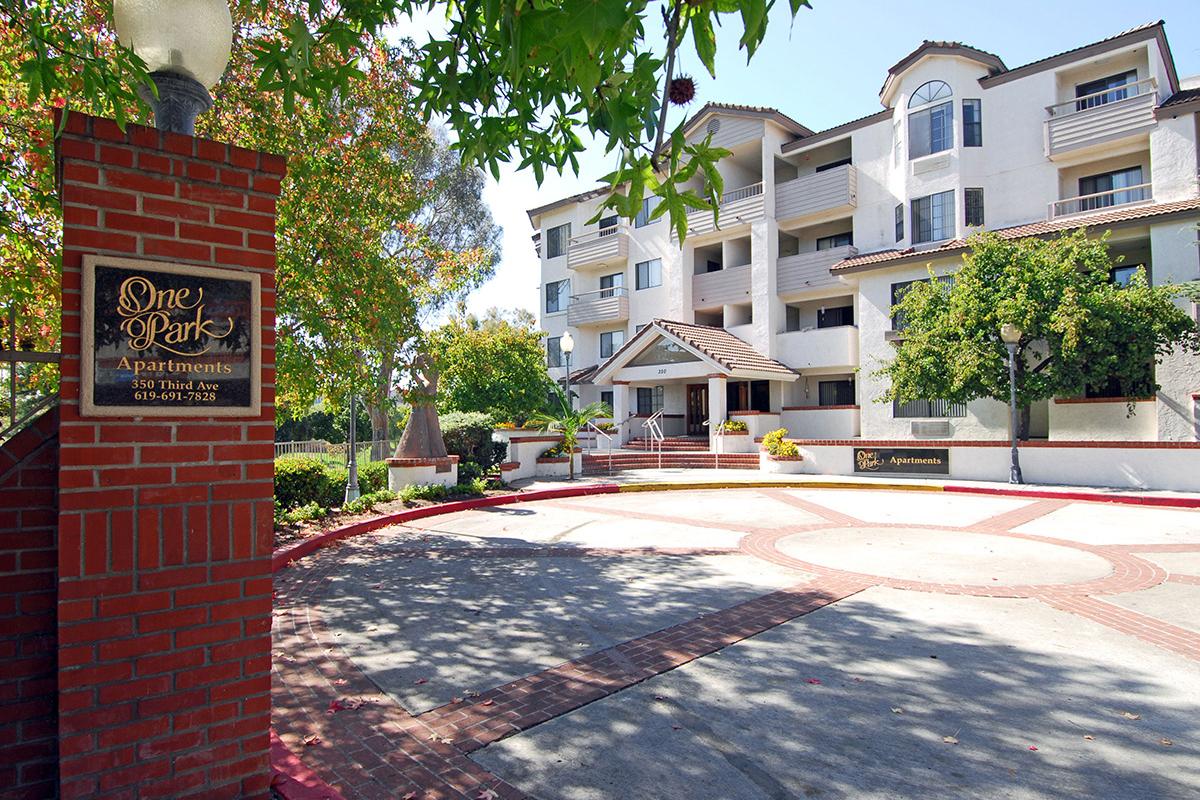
{"left": 279, "top": 501, "right": 328, "bottom": 525}
{"left": 441, "top": 411, "right": 496, "bottom": 463}
{"left": 399, "top": 483, "right": 449, "bottom": 503}
{"left": 275, "top": 456, "right": 334, "bottom": 510}
{"left": 540, "top": 441, "right": 568, "bottom": 458}
{"left": 457, "top": 461, "right": 485, "bottom": 483}
{"left": 762, "top": 428, "right": 799, "bottom": 457}
{"left": 358, "top": 460, "right": 389, "bottom": 494}
{"left": 342, "top": 489, "right": 398, "bottom": 515}
{"left": 718, "top": 419, "right": 748, "bottom": 433}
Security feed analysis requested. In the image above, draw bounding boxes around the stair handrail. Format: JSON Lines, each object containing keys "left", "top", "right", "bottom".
{"left": 704, "top": 418, "right": 724, "bottom": 469}
{"left": 583, "top": 419, "right": 614, "bottom": 474}
{"left": 643, "top": 409, "right": 665, "bottom": 470}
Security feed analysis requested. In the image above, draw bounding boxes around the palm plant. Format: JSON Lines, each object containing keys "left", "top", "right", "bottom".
{"left": 528, "top": 390, "right": 609, "bottom": 481}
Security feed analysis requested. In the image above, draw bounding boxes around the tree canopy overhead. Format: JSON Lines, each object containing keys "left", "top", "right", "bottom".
{"left": 7, "top": 0, "right": 813, "bottom": 238}
{"left": 879, "top": 230, "right": 1200, "bottom": 434}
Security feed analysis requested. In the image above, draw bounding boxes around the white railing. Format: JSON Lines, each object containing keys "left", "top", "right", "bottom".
{"left": 569, "top": 224, "right": 626, "bottom": 246}
{"left": 642, "top": 409, "right": 665, "bottom": 470}
{"left": 1048, "top": 183, "right": 1152, "bottom": 219}
{"left": 570, "top": 286, "right": 628, "bottom": 301}
{"left": 720, "top": 182, "right": 763, "bottom": 205}
{"left": 583, "top": 419, "right": 615, "bottom": 473}
{"left": 704, "top": 418, "right": 724, "bottom": 469}
{"left": 1046, "top": 77, "right": 1157, "bottom": 117}
{"left": 275, "top": 439, "right": 331, "bottom": 459}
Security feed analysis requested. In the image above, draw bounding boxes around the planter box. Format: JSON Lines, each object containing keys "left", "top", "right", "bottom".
{"left": 534, "top": 451, "right": 583, "bottom": 478}
{"left": 714, "top": 431, "right": 758, "bottom": 453}
{"left": 386, "top": 455, "right": 459, "bottom": 489}
{"left": 760, "top": 452, "right": 805, "bottom": 474}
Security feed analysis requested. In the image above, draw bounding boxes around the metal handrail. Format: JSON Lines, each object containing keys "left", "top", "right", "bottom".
{"left": 1046, "top": 77, "right": 1156, "bottom": 117}
{"left": 1048, "top": 183, "right": 1152, "bottom": 219}
{"left": 582, "top": 419, "right": 615, "bottom": 474}
{"left": 0, "top": 393, "right": 57, "bottom": 445}
{"left": 643, "top": 409, "right": 665, "bottom": 470}
{"left": 569, "top": 224, "right": 627, "bottom": 246}
{"left": 720, "top": 182, "right": 764, "bottom": 205}
{"left": 570, "top": 286, "right": 628, "bottom": 301}
{"left": 704, "top": 418, "right": 724, "bottom": 469}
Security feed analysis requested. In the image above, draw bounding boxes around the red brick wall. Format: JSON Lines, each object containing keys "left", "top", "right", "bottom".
{"left": 55, "top": 112, "right": 284, "bottom": 799}
{"left": 0, "top": 407, "right": 60, "bottom": 800}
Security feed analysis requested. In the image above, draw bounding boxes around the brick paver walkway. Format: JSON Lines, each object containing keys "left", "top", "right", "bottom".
{"left": 271, "top": 487, "right": 1200, "bottom": 799}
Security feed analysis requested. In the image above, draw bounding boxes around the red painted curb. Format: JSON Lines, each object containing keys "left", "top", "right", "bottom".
{"left": 270, "top": 729, "right": 347, "bottom": 800}
{"left": 271, "top": 483, "right": 621, "bottom": 572}
{"left": 942, "top": 483, "right": 1200, "bottom": 509}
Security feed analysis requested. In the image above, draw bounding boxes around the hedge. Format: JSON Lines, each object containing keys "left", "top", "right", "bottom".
{"left": 275, "top": 455, "right": 389, "bottom": 510}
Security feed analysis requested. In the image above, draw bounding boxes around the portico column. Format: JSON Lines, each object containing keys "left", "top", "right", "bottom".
{"left": 612, "top": 382, "right": 631, "bottom": 445}
{"left": 707, "top": 374, "right": 727, "bottom": 450}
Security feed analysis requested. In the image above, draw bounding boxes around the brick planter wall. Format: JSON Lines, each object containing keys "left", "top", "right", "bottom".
{"left": 0, "top": 407, "right": 61, "bottom": 800}
{"left": 54, "top": 112, "right": 284, "bottom": 799}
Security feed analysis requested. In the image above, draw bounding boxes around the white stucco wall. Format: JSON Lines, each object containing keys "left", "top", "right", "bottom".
{"left": 1049, "top": 399, "right": 1157, "bottom": 441}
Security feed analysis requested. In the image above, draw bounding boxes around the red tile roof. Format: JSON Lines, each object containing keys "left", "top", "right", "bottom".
{"left": 654, "top": 319, "right": 797, "bottom": 377}
{"left": 832, "top": 198, "right": 1200, "bottom": 273}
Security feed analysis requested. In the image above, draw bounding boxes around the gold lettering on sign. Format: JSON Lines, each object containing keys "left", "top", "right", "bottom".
{"left": 856, "top": 450, "right": 882, "bottom": 471}
{"left": 117, "top": 275, "right": 235, "bottom": 356}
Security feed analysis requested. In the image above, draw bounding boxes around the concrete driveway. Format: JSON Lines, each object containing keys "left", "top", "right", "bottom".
{"left": 272, "top": 487, "right": 1200, "bottom": 800}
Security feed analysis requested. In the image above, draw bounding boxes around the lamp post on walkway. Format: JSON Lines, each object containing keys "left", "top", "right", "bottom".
{"left": 561, "top": 331, "right": 575, "bottom": 411}
{"left": 1000, "top": 323, "right": 1024, "bottom": 484}
{"left": 345, "top": 394, "right": 362, "bottom": 503}
{"left": 114, "top": 0, "right": 234, "bottom": 135}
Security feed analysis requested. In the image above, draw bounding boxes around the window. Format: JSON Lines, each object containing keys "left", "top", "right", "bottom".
{"left": 816, "top": 231, "right": 853, "bottom": 250}
{"left": 634, "top": 196, "right": 660, "bottom": 228}
{"left": 818, "top": 379, "right": 855, "bottom": 406}
{"left": 965, "top": 188, "right": 985, "bottom": 227}
{"left": 893, "top": 398, "right": 966, "bottom": 418}
{"left": 908, "top": 82, "right": 954, "bottom": 160}
{"left": 1075, "top": 70, "right": 1137, "bottom": 111}
{"left": 962, "top": 99, "right": 982, "bottom": 147}
{"left": 599, "top": 330, "right": 625, "bottom": 359}
{"left": 635, "top": 258, "right": 662, "bottom": 290}
{"left": 636, "top": 386, "right": 664, "bottom": 415}
{"left": 600, "top": 272, "right": 624, "bottom": 298}
{"left": 635, "top": 323, "right": 647, "bottom": 333}
{"left": 895, "top": 203, "right": 904, "bottom": 242}
{"left": 891, "top": 276, "right": 953, "bottom": 330}
{"left": 600, "top": 390, "right": 614, "bottom": 410}
{"left": 815, "top": 157, "right": 852, "bottom": 173}
{"left": 909, "top": 80, "right": 952, "bottom": 107}
{"left": 911, "top": 190, "right": 955, "bottom": 244}
{"left": 628, "top": 339, "right": 700, "bottom": 367}
{"left": 1110, "top": 263, "right": 1146, "bottom": 288}
{"left": 545, "top": 279, "right": 570, "bottom": 314}
{"left": 817, "top": 305, "right": 854, "bottom": 328}
{"left": 1079, "top": 167, "right": 1145, "bottom": 210}
{"left": 598, "top": 215, "right": 619, "bottom": 233}
{"left": 545, "top": 223, "right": 570, "bottom": 259}
{"left": 546, "top": 336, "right": 563, "bottom": 368}
{"left": 893, "top": 122, "right": 902, "bottom": 167}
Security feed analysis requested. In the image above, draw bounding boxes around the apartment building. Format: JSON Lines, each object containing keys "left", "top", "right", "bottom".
{"left": 529, "top": 21, "right": 1200, "bottom": 449}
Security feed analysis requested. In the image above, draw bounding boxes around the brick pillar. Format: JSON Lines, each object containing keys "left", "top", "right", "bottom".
{"left": 0, "top": 408, "right": 61, "bottom": 800}
{"left": 54, "top": 112, "right": 284, "bottom": 799}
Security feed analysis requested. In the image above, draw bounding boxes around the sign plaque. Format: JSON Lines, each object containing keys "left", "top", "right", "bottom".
{"left": 854, "top": 447, "right": 950, "bottom": 476}
{"left": 81, "top": 256, "right": 261, "bottom": 417}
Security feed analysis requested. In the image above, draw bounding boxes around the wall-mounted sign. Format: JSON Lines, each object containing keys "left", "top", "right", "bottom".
{"left": 81, "top": 256, "right": 261, "bottom": 417}
{"left": 854, "top": 447, "right": 949, "bottom": 475}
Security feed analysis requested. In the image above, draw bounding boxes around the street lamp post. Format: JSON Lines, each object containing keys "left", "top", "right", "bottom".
{"left": 561, "top": 331, "right": 575, "bottom": 411}
{"left": 345, "top": 394, "right": 362, "bottom": 504}
{"left": 114, "top": 0, "right": 234, "bottom": 135}
{"left": 1000, "top": 323, "right": 1024, "bottom": 484}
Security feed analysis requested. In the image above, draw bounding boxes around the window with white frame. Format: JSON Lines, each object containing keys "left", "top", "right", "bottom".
{"left": 545, "top": 279, "right": 570, "bottom": 314}
{"left": 546, "top": 336, "right": 563, "bottom": 368}
{"left": 962, "top": 99, "right": 982, "bottom": 147}
{"left": 634, "top": 196, "right": 660, "bottom": 228}
{"left": 600, "top": 272, "right": 623, "bottom": 298}
{"left": 908, "top": 80, "right": 954, "bottom": 159}
{"left": 816, "top": 231, "right": 853, "bottom": 250}
{"left": 599, "top": 329, "right": 625, "bottom": 359}
{"left": 965, "top": 188, "right": 984, "bottom": 227}
{"left": 545, "top": 223, "right": 570, "bottom": 259}
{"left": 636, "top": 386, "right": 664, "bottom": 415}
{"left": 911, "top": 190, "right": 955, "bottom": 244}
{"left": 636, "top": 258, "right": 662, "bottom": 290}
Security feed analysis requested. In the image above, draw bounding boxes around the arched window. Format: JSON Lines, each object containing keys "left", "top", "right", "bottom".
{"left": 908, "top": 81, "right": 954, "bottom": 158}
{"left": 908, "top": 80, "right": 952, "bottom": 108}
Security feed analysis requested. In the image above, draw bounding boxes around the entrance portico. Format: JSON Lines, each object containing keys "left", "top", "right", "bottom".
{"left": 592, "top": 319, "right": 798, "bottom": 447}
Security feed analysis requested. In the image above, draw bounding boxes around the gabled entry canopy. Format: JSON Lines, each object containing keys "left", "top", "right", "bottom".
{"left": 592, "top": 319, "right": 798, "bottom": 384}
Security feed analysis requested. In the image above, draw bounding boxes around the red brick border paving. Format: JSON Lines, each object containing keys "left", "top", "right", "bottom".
{"left": 1036, "top": 595, "right": 1200, "bottom": 660}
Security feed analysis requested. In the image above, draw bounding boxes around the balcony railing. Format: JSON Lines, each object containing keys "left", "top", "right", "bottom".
{"left": 1044, "top": 78, "right": 1157, "bottom": 158}
{"left": 680, "top": 182, "right": 765, "bottom": 237}
{"left": 775, "top": 164, "right": 858, "bottom": 225}
{"left": 777, "top": 245, "right": 857, "bottom": 295}
{"left": 567, "top": 286, "right": 630, "bottom": 327}
{"left": 567, "top": 225, "right": 629, "bottom": 270}
{"left": 692, "top": 263, "right": 752, "bottom": 309}
{"left": 775, "top": 325, "right": 859, "bottom": 370}
{"left": 1048, "top": 183, "right": 1152, "bottom": 219}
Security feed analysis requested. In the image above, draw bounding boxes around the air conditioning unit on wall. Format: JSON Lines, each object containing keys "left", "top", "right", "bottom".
{"left": 911, "top": 420, "right": 951, "bottom": 438}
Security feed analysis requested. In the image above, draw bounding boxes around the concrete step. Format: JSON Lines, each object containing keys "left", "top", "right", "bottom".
{"left": 625, "top": 437, "right": 710, "bottom": 452}
{"left": 582, "top": 452, "right": 762, "bottom": 474}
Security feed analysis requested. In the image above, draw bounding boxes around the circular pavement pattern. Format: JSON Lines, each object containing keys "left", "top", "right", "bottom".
{"left": 272, "top": 486, "right": 1200, "bottom": 800}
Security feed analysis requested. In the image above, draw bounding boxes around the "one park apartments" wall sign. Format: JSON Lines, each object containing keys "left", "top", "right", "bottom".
{"left": 81, "top": 255, "right": 261, "bottom": 417}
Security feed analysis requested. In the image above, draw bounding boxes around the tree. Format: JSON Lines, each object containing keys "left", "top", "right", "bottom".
{"left": 6, "top": 0, "right": 810, "bottom": 238}
{"left": 528, "top": 390, "right": 608, "bottom": 481}
{"left": 428, "top": 307, "right": 556, "bottom": 424}
{"left": 879, "top": 230, "right": 1200, "bottom": 437}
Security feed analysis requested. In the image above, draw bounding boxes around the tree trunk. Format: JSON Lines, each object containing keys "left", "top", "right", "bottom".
{"left": 367, "top": 352, "right": 395, "bottom": 460}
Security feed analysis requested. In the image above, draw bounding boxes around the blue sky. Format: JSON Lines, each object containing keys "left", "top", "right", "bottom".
{"left": 435, "top": 1, "right": 1200, "bottom": 317}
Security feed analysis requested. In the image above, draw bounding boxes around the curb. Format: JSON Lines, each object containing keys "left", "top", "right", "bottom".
{"left": 270, "top": 730, "right": 348, "bottom": 800}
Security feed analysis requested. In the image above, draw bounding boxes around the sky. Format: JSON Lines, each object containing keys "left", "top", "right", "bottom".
{"left": 396, "top": 0, "right": 1200, "bottom": 319}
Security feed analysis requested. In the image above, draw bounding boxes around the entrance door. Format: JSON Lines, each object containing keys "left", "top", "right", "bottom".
{"left": 686, "top": 384, "right": 709, "bottom": 436}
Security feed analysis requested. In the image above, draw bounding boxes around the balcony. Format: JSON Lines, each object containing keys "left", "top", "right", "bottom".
{"left": 775, "top": 164, "right": 858, "bottom": 226}
{"left": 777, "top": 245, "right": 857, "bottom": 295}
{"left": 680, "top": 183, "right": 765, "bottom": 238}
{"left": 692, "top": 263, "right": 752, "bottom": 309}
{"left": 1048, "top": 183, "right": 1152, "bottom": 219}
{"left": 1044, "top": 78, "right": 1158, "bottom": 160}
{"left": 775, "top": 325, "right": 859, "bottom": 370}
{"left": 567, "top": 287, "right": 630, "bottom": 327}
{"left": 567, "top": 226, "right": 629, "bottom": 271}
